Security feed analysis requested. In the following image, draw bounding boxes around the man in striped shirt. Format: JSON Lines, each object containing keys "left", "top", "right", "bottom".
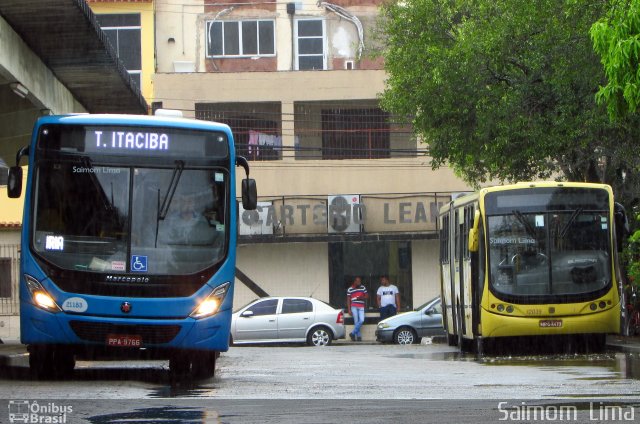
{"left": 347, "top": 276, "right": 368, "bottom": 341}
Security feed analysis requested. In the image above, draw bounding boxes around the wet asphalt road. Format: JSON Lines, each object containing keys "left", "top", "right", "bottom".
{"left": 1, "top": 342, "right": 639, "bottom": 423}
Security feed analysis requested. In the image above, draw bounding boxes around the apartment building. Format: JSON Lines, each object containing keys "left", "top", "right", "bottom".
{"left": 151, "top": 0, "right": 473, "bottom": 332}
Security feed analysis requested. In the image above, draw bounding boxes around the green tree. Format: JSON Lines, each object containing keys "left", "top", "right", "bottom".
{"left": 590, "top": 0, "right": 640, "bottom": 120}
{"left": 378, "top": 0, "right": 640, "bottom": 198}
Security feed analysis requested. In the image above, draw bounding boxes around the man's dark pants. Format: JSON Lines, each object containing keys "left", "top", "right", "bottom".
{"left": 379, "top": 304, "right": 397, "bottom": 320}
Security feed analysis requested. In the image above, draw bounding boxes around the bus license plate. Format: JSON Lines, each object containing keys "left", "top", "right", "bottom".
{"left": 106, "top": 334, "right": 142, "bottom": 347}
{"left": 539, "top": 320, "right": 563, "bottom": 328}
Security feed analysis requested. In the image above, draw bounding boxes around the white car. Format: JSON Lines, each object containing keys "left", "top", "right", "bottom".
{"left": 231, "top": 297, "right": 345, "bottom": 346}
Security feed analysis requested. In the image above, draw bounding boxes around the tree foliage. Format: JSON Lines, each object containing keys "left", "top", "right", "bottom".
{"left": 591, "top": 0, "right": 640, "bottom": 120}
{"left": 378, "top": 0, "right": 640, "bottom": 199}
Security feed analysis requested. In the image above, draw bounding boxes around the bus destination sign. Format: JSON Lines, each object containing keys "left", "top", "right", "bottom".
{"left": 92, "top": 130, "right": 170, "bottom": 152}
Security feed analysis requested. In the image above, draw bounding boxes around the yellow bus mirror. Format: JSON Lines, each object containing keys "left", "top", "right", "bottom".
{"left": 468, "top": 210, "right": 481, "bottom": 253}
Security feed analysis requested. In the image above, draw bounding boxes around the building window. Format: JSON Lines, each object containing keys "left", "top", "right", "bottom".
{"left": 328, "top": 241, "right": 413, "bottom": 311}
{"left": 321, "top": 108, "right": 390, "bottom": 159}
{"left": 96, "top": 14, "right": 142, "bottom": 89}
{"left": 196, "top": 103, "right": 282, "bottom": 161}
{"left": 0, "top": 258, "right": 11, "bottom": 298}
{"left": 207, "top": 20, "right": 275, "bottom": 57}
{"left": 295, "top": 19, "right": 325, "bottom": 70}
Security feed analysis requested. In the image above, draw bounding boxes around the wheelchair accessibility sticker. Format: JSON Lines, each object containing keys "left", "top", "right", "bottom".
{"left": 131, "top": 255, "right": 148, "bottom": 272}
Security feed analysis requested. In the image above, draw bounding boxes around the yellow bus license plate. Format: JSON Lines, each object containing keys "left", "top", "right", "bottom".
{"left": 539, "top": 319, "right": 562, "bottom": 328}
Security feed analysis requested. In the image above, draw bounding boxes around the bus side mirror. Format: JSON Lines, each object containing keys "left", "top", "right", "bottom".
{"left": 468, "top": 210, "right": 481, "bottom": 253}
{"left": 242, "top": 178, "right": 257, "bottom": 211}
{"left": 614, "top": 202, "right": 629, "bottom": 252}
{"left": 236, "top": 155, "right": 257, "bottom": 210}
{"left": 7, "top": 166, "right": 23, "bottom": 198}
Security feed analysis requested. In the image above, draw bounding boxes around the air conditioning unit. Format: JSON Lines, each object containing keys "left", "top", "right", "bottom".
{"left": 327, "top": 195, "right": 361, "bottom": 233}
{"left": 239, "top": 201, "right": 273, "bottom": 235}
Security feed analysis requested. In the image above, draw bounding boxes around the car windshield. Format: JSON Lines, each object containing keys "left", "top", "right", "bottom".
{"left": 32, "top": 160, "right": 228, "bottom": 275}
{"left": 485, "top": 188, "right": 611, "bottom": 300}
{"left": 415, "top": 297, "right": 439, "bottom": 311}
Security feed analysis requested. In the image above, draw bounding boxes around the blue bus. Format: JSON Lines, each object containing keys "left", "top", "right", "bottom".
{"left": 6, "top": 111, "right": 257, "bottom": 378}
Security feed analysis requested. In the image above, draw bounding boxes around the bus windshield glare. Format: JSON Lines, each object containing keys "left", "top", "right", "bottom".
{"left": 32, "top": 125, "right": 229, "bottom": 276}
{"left": 485, "top": 188, "right": 611, "bottom": 300}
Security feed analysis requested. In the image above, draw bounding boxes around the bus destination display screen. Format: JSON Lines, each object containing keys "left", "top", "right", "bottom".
{"left": 38, "top": 124, "right": 229, "bottom": 159}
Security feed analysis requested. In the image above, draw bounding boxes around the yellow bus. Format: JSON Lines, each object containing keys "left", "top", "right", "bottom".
{"left": 438, "top": 182, "right": 628, "bottom": 353}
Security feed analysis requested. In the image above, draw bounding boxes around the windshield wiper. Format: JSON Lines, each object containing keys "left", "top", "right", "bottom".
{"left": 560, "top": 207, "right": 583, "bottom": 239}
{"left": 154, "top": 160, "right": 184, "bottom": 247}
{"left": 512, "top": 210, "right": 536, "bottom": 238}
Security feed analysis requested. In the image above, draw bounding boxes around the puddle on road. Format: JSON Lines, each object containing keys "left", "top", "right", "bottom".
{"left": 394, "top": 349, "right": 640, "bottom": 382}
{"left": 150, "top": 381, "right": 217, "bottom": 398}
{"left": 480, "top": 352, "right": 640, "bottom": 381}
{"left": 87, "top": 406, "right": 215, "bottom": 423}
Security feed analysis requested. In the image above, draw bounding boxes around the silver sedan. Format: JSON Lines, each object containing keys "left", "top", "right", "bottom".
{"left": 375, "top": 296, "right": 445, "bottom": 344}
{"left": 230, "top": 297, "right": 345, "bottom": 346}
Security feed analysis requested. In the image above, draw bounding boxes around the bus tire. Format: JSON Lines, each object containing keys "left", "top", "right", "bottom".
{"left": 192, "top": 351, "right": 217, "bottom": 379}
{"left": 169, "top": 351, "right": 192, "bottom": 379}
{"left": 28, "top": 346, "right": 74, "bottom": 379}
{"left": 52, "top": 348, "right": 76, "bottom": 378}
{"left": 447, "top": 333, "right": 457, "bottom": 346}
{"left": 587, "top": 334, "right": 606, "bottom": 353}
{"left": 29, "top": 346, "right": 54, "bottom": 379}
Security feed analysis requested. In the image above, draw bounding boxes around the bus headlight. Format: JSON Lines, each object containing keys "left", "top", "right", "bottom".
{"left": 190, "top": 282, "right": 230, "bottom": 319}
{"left": 24, "top": 274, "right": 61, "bottom": 313}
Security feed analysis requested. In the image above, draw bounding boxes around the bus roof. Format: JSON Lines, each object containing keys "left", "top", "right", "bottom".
{"left": 33, "top": 113, "right": 233, "bottom": 134}
{"left": 439, "top": 181, "right": 613, "bottom": 216}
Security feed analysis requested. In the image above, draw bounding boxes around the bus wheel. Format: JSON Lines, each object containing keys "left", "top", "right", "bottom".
{"left": 28, "top": 346, "right": 73, "bottom": 379}
{"left": 29, "top": 346, "right": 54, "bottom": 379}
{"left": 475, "top": 337, "right": 484, "bottom": 356}
{"left": 52, "top": 348, "right": 75, "bottom": 378}
{"left": 586, "top": 334, "right": 606, "bottom": 353}
{"left": 192, "top": 351, "right": 217, "bottom": 379}
{"left": 447, "top": 333, "right": 457, "bottom": 346}
{"left": 169, "top": 351, "right": 192, "bottom": 379}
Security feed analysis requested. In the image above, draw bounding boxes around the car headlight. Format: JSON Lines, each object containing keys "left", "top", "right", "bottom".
{"left": 25, "top": 274, "right": 61, "bottom": 313}
{"left": 190, "top": 282, "right": 230, "bottom": 319}
{"left": 378, "top": 323, "right": 390, "bottom": 329}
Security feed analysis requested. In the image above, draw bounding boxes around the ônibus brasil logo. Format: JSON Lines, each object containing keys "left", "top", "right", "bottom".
{"left": 8, "top": 400, "right": 72, "bottom": 423}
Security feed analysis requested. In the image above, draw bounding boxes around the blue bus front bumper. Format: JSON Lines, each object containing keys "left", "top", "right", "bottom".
{"left": 20, "top": 301, "right": 232, "bottom": 354}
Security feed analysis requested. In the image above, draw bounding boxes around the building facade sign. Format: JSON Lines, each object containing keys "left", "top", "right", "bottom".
{"left": 239, "top": 194, "right": 452, "bottom": 236}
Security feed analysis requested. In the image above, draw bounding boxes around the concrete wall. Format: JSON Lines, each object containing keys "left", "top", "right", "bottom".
{"left": 234, "top": 242, "right": 329, "bottom": 309}
{"left": 155, "top": 0, "right": 204, "bottom": 73}
{"left": 411, "top": 239, "right": 441, "bottom": 305}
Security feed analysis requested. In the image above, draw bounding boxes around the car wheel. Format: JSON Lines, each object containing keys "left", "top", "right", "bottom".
{"left": 394, "top": 327, "right": 417, "bottom": 345}
{"left": 307, "top": 326, "right": 332, "bottom": 346}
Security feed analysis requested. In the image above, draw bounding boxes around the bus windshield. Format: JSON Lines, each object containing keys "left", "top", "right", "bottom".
{"left": 485, "top": 188, "right": 611, "bottom": 300}
{"left": 32, "top": 160, "right": 228, "bottom": 276}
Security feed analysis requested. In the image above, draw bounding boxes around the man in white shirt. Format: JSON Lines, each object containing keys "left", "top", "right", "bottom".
{"left": 376, "top": 275, "right": 401, "bottom": 320}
